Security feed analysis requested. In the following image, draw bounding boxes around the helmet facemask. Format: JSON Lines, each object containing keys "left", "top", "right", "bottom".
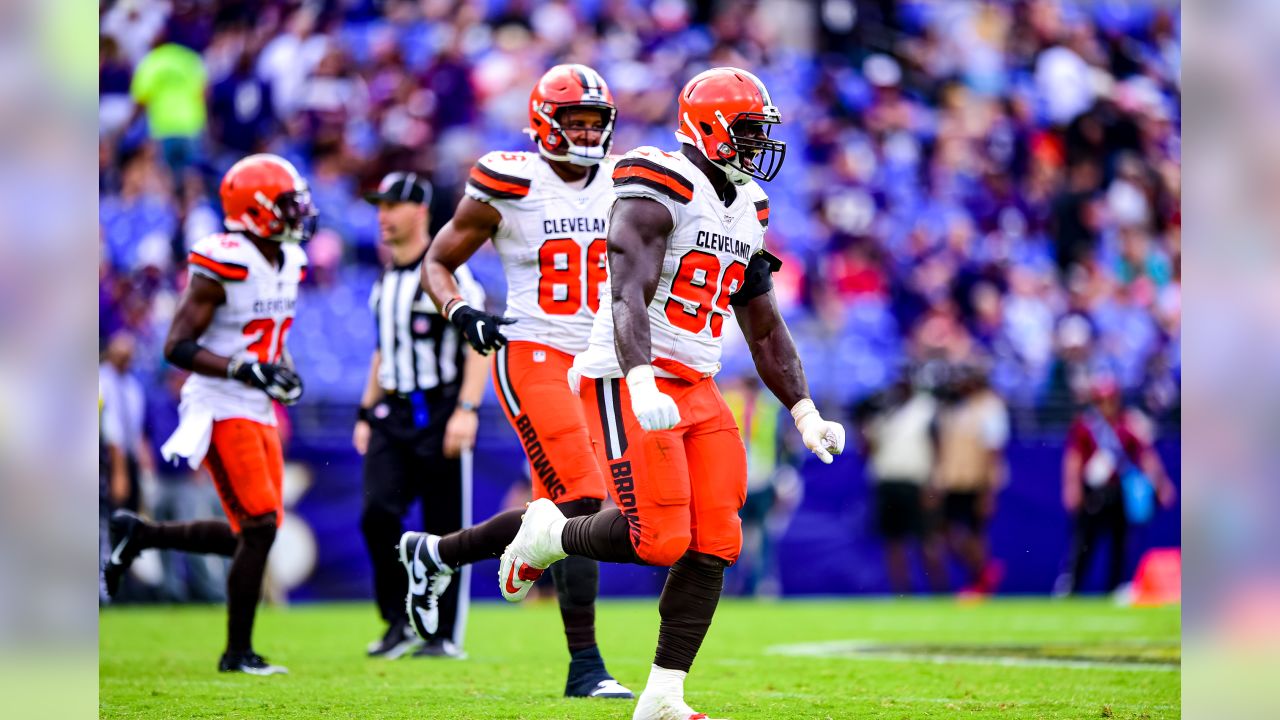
{"left": 529, "top": 103, "right": 616, "bottom": 167}
{"left": 714, "top": 112, "right": 786, "bottom": 185}
{"left": 269, "top": 189, "right": 318, "bottom": 243}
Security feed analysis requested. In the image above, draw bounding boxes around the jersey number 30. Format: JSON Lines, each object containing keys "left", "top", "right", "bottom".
{"left": 538, "top": 237, "right": 608, "bottom": 315}
{"left": 242, "top": 317, "right": 293, "bottom": 363}
{"left": 664, "top": 251, "right": 746, "bottom": 337}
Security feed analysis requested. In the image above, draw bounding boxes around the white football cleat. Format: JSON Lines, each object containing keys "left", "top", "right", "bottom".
{"left": 632, "top": 690, "right": 724, "bottom": 720}
{"left": 498, "top": 499, "right": 568, "bottom": 602}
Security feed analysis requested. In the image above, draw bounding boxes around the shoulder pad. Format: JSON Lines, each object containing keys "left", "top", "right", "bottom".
{"left": 188, "top": 233, "right": 251, "bottom": 282}
{"left": 612, "top": 147, "right": 694, "bottom": 205}
{"left": 467, "top": 151, "right": 535, "bottom": 201}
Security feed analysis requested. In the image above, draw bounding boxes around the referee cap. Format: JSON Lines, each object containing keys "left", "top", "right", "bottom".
{"left": 364, "top": 171, "right": 432, "bottom": 205}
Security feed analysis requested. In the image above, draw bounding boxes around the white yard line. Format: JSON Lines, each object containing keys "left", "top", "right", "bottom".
{"left": 765, "top": 640, "right": 1180, "bottom": 673}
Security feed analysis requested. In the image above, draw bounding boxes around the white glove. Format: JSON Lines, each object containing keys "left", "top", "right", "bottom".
{"left": 626, "top": 365, "right": 681, "bottom": 431}
{"left": 791, "top": 399, "right": 846, "bottom": 464}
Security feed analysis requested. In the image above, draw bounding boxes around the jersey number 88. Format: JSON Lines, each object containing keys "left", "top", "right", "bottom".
{"left": 537, "top": 237, "right": 608, "bottom": 315}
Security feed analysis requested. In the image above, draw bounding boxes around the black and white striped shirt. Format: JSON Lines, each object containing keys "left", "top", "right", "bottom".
{"left": 369, "top": 252, "right": 485, "bottom": 395}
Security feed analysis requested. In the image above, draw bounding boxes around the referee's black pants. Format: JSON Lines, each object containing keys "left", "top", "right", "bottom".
{"left": 360, "top": 394, "right": 467, "bottom": 644}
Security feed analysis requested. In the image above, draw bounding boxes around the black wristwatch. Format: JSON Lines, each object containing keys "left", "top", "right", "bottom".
{"left": 357, "top": 406, "right": 373, "bottom": 422}
{"left": 458, "top": 400, "right": 480, "bottom": 413}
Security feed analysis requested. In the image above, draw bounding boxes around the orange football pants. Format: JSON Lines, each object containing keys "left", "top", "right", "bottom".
{"left": 579, "top": 371, "right": 748, "bottom": 566}
{"left": 493, "top": 341, "right": 607, "bottom": 503}
{"left": 203, "top": 418, "right": 285, "bottom": 533}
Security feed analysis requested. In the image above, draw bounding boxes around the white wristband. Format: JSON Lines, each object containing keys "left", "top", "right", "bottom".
{"left": 790, "top": 398, "right": 820, "bottom": 431}
{"left": 625, "top": 365, "right": 658, "bottom": 393}
{"left": 444, "top": 299, "right": 470, "bottom": 322}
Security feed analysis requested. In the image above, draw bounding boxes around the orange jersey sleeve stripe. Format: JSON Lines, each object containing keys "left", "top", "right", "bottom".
{"left": 754, "top": 199, "right": 769, "bottom": 227}
{"left": 612, "top": 160, "right": 694, "bottom": 204}
{"left": 468, "top": 163, "right": 531, "bottom": 199}
{"left": 189, "top": 252, "right": 250, "bottom": 281}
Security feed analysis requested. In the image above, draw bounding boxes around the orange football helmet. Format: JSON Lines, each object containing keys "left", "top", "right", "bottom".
{"left": 527, "top": 64, "right": 616, "bottom": 166}
{"left": 220, "top": 154, "right": 318, "bottom": 243}
{"left": 675, "top": 67, "right": 786, "bottom": 184}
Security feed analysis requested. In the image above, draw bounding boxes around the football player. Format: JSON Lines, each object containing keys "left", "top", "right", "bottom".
{"left": 398, "top": 64, "right": 631, "bottom": 698}
{"left": 499, "top": 67, "right": 847, "bottom": 720}
{"left": 104, "top": 154, "right": 315, "bottom": 676}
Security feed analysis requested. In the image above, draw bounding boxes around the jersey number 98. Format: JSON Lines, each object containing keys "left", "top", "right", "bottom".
{"left": 664, "top": 251, "right": 746, "bottom": 338}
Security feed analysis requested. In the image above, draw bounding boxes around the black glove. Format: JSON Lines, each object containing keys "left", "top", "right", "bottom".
{"left": 231, "top": 360, "right": 304, "bottom": 405}
{"left": 449, "top": 303, "right": 516, "bottom": 355}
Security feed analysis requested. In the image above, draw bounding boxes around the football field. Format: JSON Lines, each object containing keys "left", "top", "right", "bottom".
{"left": 100, "top": 598, "right": 1179, "bottom": 719}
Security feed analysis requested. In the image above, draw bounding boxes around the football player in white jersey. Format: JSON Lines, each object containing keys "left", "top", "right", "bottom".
{"left": 104, "top": 154, "right": 315, "bottom": 676}
{"left": 398, "top": 64, "right": 631, "bottom": 698}
{"left": 499, "top": 68, "right": 848, "bottom": 720}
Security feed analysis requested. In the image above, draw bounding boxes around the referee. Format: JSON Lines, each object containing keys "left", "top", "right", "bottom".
{"left": 354, "top": 172, "right": 488, "bottom": 660}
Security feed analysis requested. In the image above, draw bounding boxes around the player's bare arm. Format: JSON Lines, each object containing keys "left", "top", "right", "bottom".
{"left": 606, "top": 196, "right": 682, "bottom": 431}
{"left": 606, "top": 196, "right": 672, "bottom": 373}
{"left": 164, "top": 274, "right": 232, "bottom": 377}
{"left": 165, "top": 271, "right": 303, "bottom": 404}
{"left": 422, "top": 196, "right": 500, "bottom": 307}
{"left": 424, "top": 196, "right": 513, "bottom": 354}
{"left": 734, "top": 286, "right": 808, "bottom": 409}
{"left": 732, "top": 264, "right": 845, "bottom": 463}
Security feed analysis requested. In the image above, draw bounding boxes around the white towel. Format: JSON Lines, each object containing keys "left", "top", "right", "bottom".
{"left": 160, "top": 405, "right": 214, "bottom": 470}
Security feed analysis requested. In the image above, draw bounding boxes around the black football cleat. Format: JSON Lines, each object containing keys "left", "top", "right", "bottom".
{"left": 564, "top": 645, "right": 634, "bottom": 698}
{"left": 366, "top": 617, "right": 422, "bottom": 659}
{"left": 411, "top": 638, "right": 467, "bottom": 660}
{"left": 218, "top": 650, "right": 288, "bottom": 676}
{"left": 104, "top": 510, "right": 146, "bottom": 598}
{"left": 398, "top": 532, "right": 454, "bottom": 641}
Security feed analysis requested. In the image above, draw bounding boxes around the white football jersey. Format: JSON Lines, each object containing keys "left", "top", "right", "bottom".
{"left": 180, "top": 233, "right": 307, "bottom": 424}
{"left": 573, "top": 146, "right": 770, "bottom": 379}
{"left": 465, "top": 150, "right": 617, "bottom": 355}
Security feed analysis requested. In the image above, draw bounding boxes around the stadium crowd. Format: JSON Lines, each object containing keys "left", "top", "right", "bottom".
{"left": 99, "top": 0, "right": 1181, "bottom": 437}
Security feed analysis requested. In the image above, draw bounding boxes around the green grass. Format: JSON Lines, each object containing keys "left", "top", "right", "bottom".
{"left": 100, "top": 598, "right": 1180, "bottom": 719}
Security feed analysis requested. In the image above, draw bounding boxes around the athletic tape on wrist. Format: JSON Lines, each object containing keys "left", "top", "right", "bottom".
{"left": 790, "top": 398, "right": 820, "bottom": 430}
{"left": 625, "top": 365, "right": 658, "bottom": 393}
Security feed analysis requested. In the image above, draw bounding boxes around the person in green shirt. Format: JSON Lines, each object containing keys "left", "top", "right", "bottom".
{"left": 130, "top": 39, "right": 207, "bottom": 183}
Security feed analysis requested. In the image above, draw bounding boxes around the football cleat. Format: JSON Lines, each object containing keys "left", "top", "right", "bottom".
{"left": 218, "top": 650, "right": 288, "bottom": 676}
{"left": 399, "top": 531, "right": 453, "bottom": 640}
{"left": 366, "top": 617, "right": 422, "bottom": 660}
{"left": 565, "top": 645, "right": 633, "bottom": 699}
{"left": 498, "top": 499, "right": 568, "bottom": 602}
{"left": 412, "top": 638, "right": 468, "bottom": 660}
{"left": 632, "top": 691, "right": 723, "bottom": 720}
{"left": 104, "top": 510, "right": 146, "bottom": 598}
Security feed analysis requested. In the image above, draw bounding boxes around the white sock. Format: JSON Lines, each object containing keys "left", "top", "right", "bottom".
{"left": 425, "top": 535, "right": 452, "bottom": 573}
{"left": 643, "top": 664, "right": 687, "bottom": 697}
{"left": 547, "top": 517, "right": 567, "bottom": 558}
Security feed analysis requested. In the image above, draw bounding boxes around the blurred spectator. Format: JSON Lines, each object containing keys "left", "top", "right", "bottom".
{"left": 1055, "top": 377, "right": 1175, "bottom": 595}
{"left": 208, "top": 49, "right": 277, "bottom": 161}
{"left": 933, "top": 363, "right": 1009, "bottom": 594}
{"left": 96, "top": 0, "right": 1181, "bottom": 437}
{"left": 130, "top": 35, "right": 209, "bottom": 185}
{"left": 855, "top": 368, "right": 947, "bottom": 595}
{"left": 723, "top": 376, "right": 801, "bottom": 597}
{"left": 99, "top": 331, "right": 153, "bottom": 512}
